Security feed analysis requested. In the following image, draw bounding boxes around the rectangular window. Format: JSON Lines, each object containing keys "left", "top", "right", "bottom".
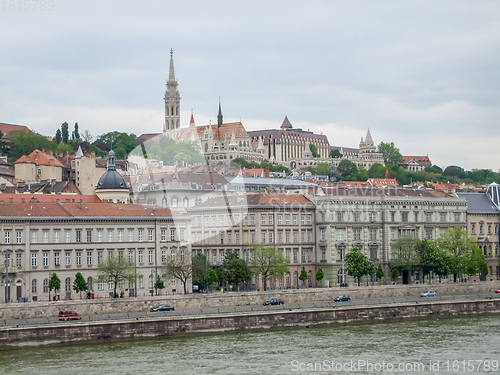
{"left": 402, "top": 212, "right": 408, "bottom": 223}
{"left": 220, "top": 233, "right": 224, "bottom": 244}
{"left": 301, "top": 250, "right": 305, "bottom": 263}
{"left": 66, "top": 252, "right": 71, "bottom": 266}
{"left": 220, "top": 215, "right": 224, "bottom": 226}
{"left": 370, "top": 229, "right": 377, "bottom": 240}
{"left": 285, "top": 215, "right": 290, "bottom": 225}
{"left": 98, "top": 281, "right": 103, "bottom": 290}
{"left": 170, "top": 249, "right": 176, "bottom": 261}
{"left": 31, "top": 231, "right": 37, "bottom": 244}
{"left": 4, "top": 231, "right": 10, "bottom": 244}
{"left": 307, "top": 215, "right": 312, "bottom": 225}
{"left": 337, "top": 228, "right": 345, "bottom": 241}
{"left": 161, "top": 250, "right": 166, "bottom": 263}
{"left": 129, "top": 229, "right": 134, "bottom": 242}
{"left": 98, "top": 251, "right": 103, "bottom": 265}
{"left": 108, "top": 230, "right": 113, "bottom": 242}
{"left": 269, "top": 215, "right": 273, "bottom": 225}
{"left": 425, "top": 228, "right": 433, "bottom": 240}
{"left": 262, "top": 232, "right": 266, "bottom": 243}
{"left": 391, "top": 228, "right": 396, "bottom": 240}
{"left": 97, "top": 230, "right": 103, "bottom": 242}
{"left": 370, "top": 246, "right": 378, "bottom": 261}
{"left": 76, "top": 252, "right": 82, "bottom": 265}
{"left": 337, "top": 212, "right": 344, "bottom": 222}
{"left": 148, "top": 229, "right": 153, "bottom": 241}
{"left": 65, "top": 230, "right": 71, "bottom": 243}
{"left": 212, "top": 216, "right": 217, "bottom": 227}
{"left": 307, "top": 230, "right": 312, "bottom": 243}
{"left": 293, "top": 250, "right": 298, "bottom": 263}
{"left": 320, "top": 228, "right": 326, "bottom": 241}
{"left": 235, "top": 231, "right": 240, "bottom": 244}
{"left": 293, "top": 231, "right": 298, "bottom": 243}
{"left": 31, "top": 252, "right": 37, "bottom": 267}
{"left": 391, "top": 212, "right": 395, "bottom": 222}
{"left": 293, "top": 215, "right": 298, "bottom": 225}
{"left": 85, "top": 230, "right": 91, "bottom": 242}
{"left": 138, "top": 229, "right": 143, "bottom": 242}
{"left": 354, "top": 212, "right": 360, "bottom": 222}
{"left": 76, "top": 230, "right": 81, "bottom": 243}
{"left": 180, "top": 229, "right": 185, "bottom": 241}
{"left": 87, "top": 251, "right": 92, "bottom": 265}
{"left": 414, "top": 212, "right": 419, "bottom": 222}
{"left": 321, "top": 247, "right": 326, "bottom": 261}
{"left": 278, "top": 215, "right": 282, "bottom": 225}
{"left": 161, "top": 229, "right": 166, "bottom": 241}
{"left": 118, "top": 230, "right": 123, "bottom": 242}
{"left": 149, "top": 250, "right": 154, "bottom": 264}
{"left": 227, "top": 232, "right": 232, "bottom": 244}
{"left": 170, "top": 229, "right": 175, "bottom": 241}
{"left": 301, "top": 215, "right": 305, "bottom": 225}
{"left": 269, "top": 232, "right": 274, "bottom": 243}
{"left": 454, "top": 213, "right": 461, "bottom": 222}
{"left": 307, "top": 250, "right": 312, "bottom": 263}
{"left": 353, "top": 229, "right": 361, "bottom": 241}
{"left": 440, "top": 213, "right": 447, "bottom": 223}
{"left": 285, "top": 231, "right": 290, "bottom": 243}
{"left": 43, "top": 252, "right": 49, "bottom": 266}
{"left": 16, "top": 253, "right": 22, "bottom": 267}
{"left": 278, "top": 231, "right": 283, "bottom": 243}
{"left": 43, "top": 231, "right": 49, "bottom": 243}
{"left": 128, "top": 250, "right": 134, "bottom": 262}
{"left": 138, "top": 250, "right": 144, "bottom": 264}
{"left": 53, "top": 231, "right": 59, "bottom": 243}
{"left": 250, "top": 231, "right": 255, "bottom": 243}
{"left": 301, "top": 231, "right": 305, "bottom": 243}
{"left": 54, "top": 252, "right": 60, "bottom": 266}
{"left": 261, "top": 215, "right": 266, "bottom": 226}
{"left": 426, "top": 212, "right": 432, "bottom": 222}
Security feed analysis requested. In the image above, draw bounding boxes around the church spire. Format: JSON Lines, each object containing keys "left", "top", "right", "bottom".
{"left": 164, "top": 49, "right": 181, "bottom": 133}
{"left": 217, "top": 97, "right": 223, "bottom": 128}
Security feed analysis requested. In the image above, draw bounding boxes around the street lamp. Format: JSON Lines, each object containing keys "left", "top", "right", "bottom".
{"left": 4, "top": 249, "right": 9, "bottom": 304}
{"left": 150, "top": 269, "right": 154, "bottom": 297}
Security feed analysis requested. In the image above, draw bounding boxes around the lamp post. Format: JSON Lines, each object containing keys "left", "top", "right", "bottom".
{"left": 48, "top": 272, "right": 52, "bottom": 302}
{"left": 150, "top": 269, "right": 154, "bottom": 297}
{"left": 4, "top": 249, "right": 9, "bottom": 304}
{"left": 134, "top": 249, "right": 137, "bottom": 298}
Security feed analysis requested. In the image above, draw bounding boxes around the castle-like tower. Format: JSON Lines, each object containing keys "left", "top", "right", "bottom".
{"left": 164, "top": 49, "right": 181, "bottom": 134}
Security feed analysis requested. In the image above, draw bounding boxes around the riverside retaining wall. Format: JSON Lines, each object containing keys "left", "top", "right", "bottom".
{"left": 1, "top": 299, "right": 500, "bottom": 348}
{"left": 0, "top": 281, "right": 498, "bottom": 320}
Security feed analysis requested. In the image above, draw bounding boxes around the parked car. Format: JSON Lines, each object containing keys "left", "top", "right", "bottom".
{"left": 334, "top": 295, "right": 350, "bottom": 302}
{"left": 150, "top": 305, "right": 175, "bottom": 312}
{"left": 420, "top": 290, "right": 437, "bottom": 297}
{"left": 58, "top": 310, "right": 81, "bottom": 321}
{"left": 263, "top": 298, "right": 284, "bottom": 306}
{"left": 495, "top": 289, "right": 500, "bottom": 293}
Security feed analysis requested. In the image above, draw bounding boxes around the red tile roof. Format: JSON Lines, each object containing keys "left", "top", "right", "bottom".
{"left": 401, "top": 156, "right": 431, "bottom": 165}
{"left": 0, "top": 194, "right": 101, "bottom": 204}
{"left": 0, "top": 122, "right": 30, "bottom": 135}
{"left": 14, "top": 149, "right": 65, "bottom": 167}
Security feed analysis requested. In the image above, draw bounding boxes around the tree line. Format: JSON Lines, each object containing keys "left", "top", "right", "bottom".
{"left": 344, "top": 227, "right": 488, "bottom": 286}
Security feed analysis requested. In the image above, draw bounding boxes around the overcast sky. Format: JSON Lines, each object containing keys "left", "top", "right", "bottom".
{"left": 1, "top": 1, "right": 500, "bottom": 171}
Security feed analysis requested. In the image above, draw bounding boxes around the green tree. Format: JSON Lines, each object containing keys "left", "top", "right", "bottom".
{"left": 250, "top": 243, "right": 289, "bottom": 291}
{"left": 192, "top": 253, "right": 208, "bottom": 291}
{"left": 73, "top": 272, "right": 87, "bottom": 299}
{"left": 72, "top": 122, "right": 80, "bottom": 140}
{"left": 97, "top": 254, "right": 135, "bottom": 298}
{"left": 337, "top": 159, "right": 357, "bottom": 180}
{"left": 205, "top": 267, "right": 218, "bottom": 291}
{"left": 315, "top": 268, "right": 324, "bottom": 285}
{"left": 391, "top": 268, "right": 399, "bottom": 281}
{"left": 345, "top": 247, "right": 371, "bottom": 286}
{"left": 316, "top": 163, "right": 330, "bottom": 176}
{"left": 223, "top": 251, "right": 251, "bottom": 290}
{"left": 165, "top": 248, "right": 192, "bottom": 295}
{"left": 355, "top": 164, "right": 368, "bottom": 181}
{"left": 309, "top": 143, "right": 319, "bottom": 157}
{"left": 54, "top": 129, "right": 62, "bottom": 145}
{"left": 378, "top": 142, "right": 403, "bottom": 164}
{"left": 436, "top": 227, "right": 483, "bottom": 281}
{"left": 368, "top": 162, "right": 386, "bottom": 178}
{"left": 61, "top": 122, "right": 69, "bottom": 144}
{"left": 299, "top": 266, "right": 308, "bottom": 288}
{"left": 49, "top": 273, "right": 61, "bottom": 296}
{"left": 390, "top": 235, "right": 420, "bottom": 273}
{"left": 154, "top": 275, "right": 165, "bottom": 295}
{"left": 443, "top": 165, "right": 466, "bottom": 179}
{"left": 376, "top": 264, "right": 385, "bottom": 281}
{"left": 330, "top": 149, "right": 343, "bottom": 158}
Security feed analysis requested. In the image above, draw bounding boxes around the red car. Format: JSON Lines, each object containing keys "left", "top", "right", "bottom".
{"left": 58, "top": 310, "right": 82, "bottom": 321}
{"left": 495, "top": 289, "right": 500, "bottom": 293}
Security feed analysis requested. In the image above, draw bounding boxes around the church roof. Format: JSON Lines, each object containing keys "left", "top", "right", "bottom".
{"left": 280, "top": 116, "right": 292, "bottom": 129}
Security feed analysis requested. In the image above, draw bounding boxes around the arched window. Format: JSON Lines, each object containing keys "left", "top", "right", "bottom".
{"left": 65, "top": 277, "right": 71, "bottom": 292}
{"left": 171, "top": 197, "right": 178, "bottom": 208}
{"left": 87, "top": 276, "right": 93, "bottom": 291}
{"left": 293, "top": 271, "right": 298, "bottom": 287}
{"left": 308, "top": 270, "right": 312, "bottom": 286}
{"left": 183, "top": 197, "right": 189, "bottom": 208}
{"left": 32, "top": 279, "right": 37, "bottom": 293}
{"left": 43, "top": 278, "right": 49, "bottom": 293}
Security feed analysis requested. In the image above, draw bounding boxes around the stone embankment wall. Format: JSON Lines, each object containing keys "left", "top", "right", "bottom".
{"left": 1, "top": 299, "right": 500, "bottom": 347}
{"left": 0, "top": 281, "right": 498, "bottom": 320}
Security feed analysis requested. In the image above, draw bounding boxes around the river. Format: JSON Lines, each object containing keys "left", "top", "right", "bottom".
{"left": 1, "top": 314, "right": 499, "bottom": 374}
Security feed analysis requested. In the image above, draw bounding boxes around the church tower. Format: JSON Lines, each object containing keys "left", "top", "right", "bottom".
{"left": 164, "top": 49, "right": 181, "bottom": 134}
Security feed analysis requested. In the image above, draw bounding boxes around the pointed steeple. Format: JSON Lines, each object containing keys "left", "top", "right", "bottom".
{"left": 75, "top": 145, "right": 83, "bottom": 159}
{"left": 169, "top": 48, "right": 176, "bottom": 81}
{"left": 189, "top": 109, "right": 196, "bottom": 128}
{"left": 365, "top": 128, "right": 373, "bottom": 145}
{"left": 217, "top": 98, "right": 223, "bottom": 128}
{"left": 280, "top": 116, "right": 292, "bottom": 129}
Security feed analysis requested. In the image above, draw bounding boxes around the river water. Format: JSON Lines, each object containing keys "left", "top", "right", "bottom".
{"left": 1, "top": 314, "right": 500, "bottom": 375}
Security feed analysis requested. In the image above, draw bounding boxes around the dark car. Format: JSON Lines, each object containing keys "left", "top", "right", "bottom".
{"left": 150, "top": 305, "right": 175, "bottom": 312}
{"left": 58, "top": 310, "right": 81, "bottom": 321}
{"left": 334, "top": 295, "right": 351, "bottom": 302}
{"left": 263, "top": 298, "right": 284, "bottom": 306}
{"left": 420, "top": 290, "right": 437, "bottom": 297}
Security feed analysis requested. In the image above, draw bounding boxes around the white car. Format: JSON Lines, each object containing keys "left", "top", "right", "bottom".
{"left": 420, "top": 290, "right": 437, "bottom": 297}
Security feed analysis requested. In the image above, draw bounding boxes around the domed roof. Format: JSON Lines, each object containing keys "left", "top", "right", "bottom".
{"left": 95, "top": 150, "right": 129, "bottom": 190}
{"left": 96, "top": 170, "right": 128, "bottom": 190}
